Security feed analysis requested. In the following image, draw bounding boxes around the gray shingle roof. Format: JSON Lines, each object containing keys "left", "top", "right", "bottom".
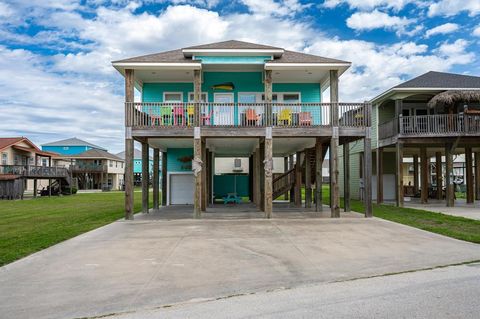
{"left": 66, "top": 149, "right": 123, "bottom": 161}
{"left": 42, "top": 137, "right": 107, "bottom": 151}
{"left": 113, "top": 40, "right": 350, "bottom": 65}
{"left": 112, "top": 49, "right": 192, "bottom": 64}
{"left": 267, "top": 50, "right": 350, "bottom": 64}
{"left": 394, "top": 71, "right": 480, "bottom": 89}
{"left": 116, "top": 149, "right": 153, "bottom": 160}
{"left": 183, "top": 40, "right": 282, "bottom": 50}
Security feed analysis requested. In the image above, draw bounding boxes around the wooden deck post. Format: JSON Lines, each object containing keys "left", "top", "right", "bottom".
{"left": 141, "top": 141, "right": 149, "bottom": 214}
{"left": 264, "top": 70, "right": 273, "bottom": 126}
{"left": 124, "top": 69, "right": 134, "bottom": 220}
{"left": 289, "top": 154, "right": 295, "bottom": 202}
{"left": 330, "top": 69, "right": 340, "bottom": 218}
{"left": 465, "top": 146, "right": 474, "bottom": 204}
{"left": 475, "top": 152, "right": 480, "bottom": 201}
{"left": 193, "top": 129, "right": 202, "bottom": 218}
{"left": 395, "top": 143, "right": 404, "bottom": 207}
{"left": 294, "top": 151, "right": 302, "bottom": 207}
{"left": 315, "top": 139, "right": 323, "bottom": 212}
{"left": 283, "top": 157, "right": 289, "bottom": 201}
{"left": 435, "top": 151, "right": 442, "bottom": 200}
{"left": 259, "top": 139, "right": 265, "bottom": 211}
{"left": 252, "top": 150, "right": 257, "bottom": 206}
{"left": 193, "top": 69, "right": 201, "bottom": 126}
{"left": 153, "top": 148, "right": 160, "bottom": 210}
{"left": 445, "top": 143, "right": 454, "bottom": 207}
{"left": 305, "top": 148, "right": 312, "bottom": 209}
{"left": 161, "top": 152, "right": 167, "bottom": 206}
{"left": 201, "top": 140, "right": 207, "bottom": 212}
{"left": 343, "top": 142, "right": 350, "bottom": 212}
{"left": 330, "top": 130, "right": 340, "bottom": 217}
{"left": 364, "top": 127, "right": 373, "bottom": 217}
{"left": 33, "top": 179, "right": 37, "bottom": 198}
{"left": 264, "top": 129, "right": 273, "bottom": 218}
{"left": 420, "top": 147, "right": 428, "bottom": 204}
{"left": 254, "top": 148, "right": 261, "bottom": 207}
{"left": 376, "top": 147, "right": 383, "bottom": 204}
{"left": 413, "top": 154, "right": 419, "bottom": 196}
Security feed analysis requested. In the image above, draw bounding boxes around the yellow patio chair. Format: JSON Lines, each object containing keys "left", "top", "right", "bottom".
{"left": 186, "top": 105, "right": 195, "bottom": 126}
{"left": 278, "top": 109, "right": 292, "bottom": 126}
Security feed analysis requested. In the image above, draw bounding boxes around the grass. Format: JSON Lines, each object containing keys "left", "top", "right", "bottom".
{"left": 0, "top": 191, "right": 152, "bottom": 266}
{"left": 319, "top": 185, "right": 480, "bottom": 244}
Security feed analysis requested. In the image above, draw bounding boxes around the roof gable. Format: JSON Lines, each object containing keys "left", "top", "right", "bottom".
{"left": 183, "top": 40, "right": 282, "bottom": 50}
{"left": 63, "top": 149, "right": 123, "bottom": 161}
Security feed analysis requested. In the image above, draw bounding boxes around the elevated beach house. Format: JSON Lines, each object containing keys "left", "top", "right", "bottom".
{"left": 42, "top": 138, "right": 125, "bottom": 191}
{"left": 0, "top": 137, "right": 68, "bottom": 199}
{"left": 112, "top": 40, "right": 372, "bottom": 219}
{"left": 338, "top": 71, "right": 480, "bottom": 208}
{"left": 116, "top": 148, "right": 154, "bottom": 186}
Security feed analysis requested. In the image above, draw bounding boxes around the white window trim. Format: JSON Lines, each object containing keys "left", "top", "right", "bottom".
{"left": 163, "top": 92, "right": 184, "bottom": 102}
{"left": 213, "top": 92, "right": 234, "bottom": 103}
{"left": 187, "top": 92, "right": 208, "bottom": 102}
{"left": 238, "top": 92, "right": 262, "bottom": 103}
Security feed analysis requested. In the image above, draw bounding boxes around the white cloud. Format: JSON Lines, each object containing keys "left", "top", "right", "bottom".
{"left": 428, "top": 0, "right": 480, "bottom": 17}
{"left": 240, "top": 0, "right": 309, "bottom": 17}
{"left": 323, "top": 0, "right": 416, "bottom": 10}
{"left": 306, "top": 38, "right": 474, "bottom": 101}
{"left": 425, "top": 23, "right": 459, "bottom": 38}
{"left": 474, "top": 26, "right": 480, "bottom": 37}
{"left": 346, "top": 10, "right": 415, "bottom": 34}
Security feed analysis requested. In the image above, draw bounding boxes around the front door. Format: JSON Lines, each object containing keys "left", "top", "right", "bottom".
{"left": 214, "top": 93, "right": 234, "bottom": 125}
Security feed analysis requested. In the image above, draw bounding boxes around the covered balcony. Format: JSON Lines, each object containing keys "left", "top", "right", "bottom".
{"left": 125, "top": 102, "right": 370, "bottom": 129}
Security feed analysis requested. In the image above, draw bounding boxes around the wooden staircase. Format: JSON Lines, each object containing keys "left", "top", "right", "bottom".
{"left": 272, "top": 144, "right": 328, "bottom": 200}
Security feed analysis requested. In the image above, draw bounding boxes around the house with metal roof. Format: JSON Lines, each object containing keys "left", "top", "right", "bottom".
{"left": 113, "top": 40, "right": 373, "bottom": 219}
{"left": 42, "top": 137, "right": 107, "bottom": 155}
{"left": 337, "top": 71, "right": 480, "bottom": 208}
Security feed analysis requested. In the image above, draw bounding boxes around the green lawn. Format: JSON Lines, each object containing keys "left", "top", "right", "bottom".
{"left": 0, "top": 191, "right": 151, "bottom": 266}
{"left": 320, "top": 185, "right": 480, "bottom": 244}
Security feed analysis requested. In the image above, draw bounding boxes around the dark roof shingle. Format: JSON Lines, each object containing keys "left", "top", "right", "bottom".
{"left": 63, "top": 149, "right": 123, "bottom": 161}
{"left": 395, "top": 71, "right": 480, "bottom": 89}
{"left": 267, "top": 50, "right": 350, "bottom": 64}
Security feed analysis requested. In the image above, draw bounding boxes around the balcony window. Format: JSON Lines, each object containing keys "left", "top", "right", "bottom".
{"left": 164, "top": 92, "right": 183, "bottom": 103}
{"left": 188, "top": 92, "right": 208, "bottom": 102}
{"left": 1, "top": 153, "right": 7, "bottom": 165}
{"left": 109, "top": 160, "right": 113, "bottom": 167}
{"left": 283, "top": 94, "right": 300, "bottom": 103}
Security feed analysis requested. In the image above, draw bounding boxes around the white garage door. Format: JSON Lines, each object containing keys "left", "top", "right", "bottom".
{"left": 170, "top": 174, "right": 194, "bottom": 205}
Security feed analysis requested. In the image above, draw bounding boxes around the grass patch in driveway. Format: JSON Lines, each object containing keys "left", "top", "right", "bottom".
{"left": 0, "top": 191, "right": 151, "bottom": 266}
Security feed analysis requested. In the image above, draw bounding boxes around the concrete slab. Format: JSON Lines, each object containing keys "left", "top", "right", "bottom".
{"left": 1, "top": 214, "right": 480, "bottom": 319}
{"left": 404, "top": 199, "right": 480, "bottom": 220}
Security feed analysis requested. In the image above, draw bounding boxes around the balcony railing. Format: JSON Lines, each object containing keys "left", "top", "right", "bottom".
{"left": 0, "top": 165, "right": 68, "bottom": 178}
{"left": 69, "top": 164, "right": 108, "bottom": 173}
{"left": 378, "top": 114, "right": 480, "bottom": 140}
{"left": 125, "top": 102, "right": 371, "bottom": 128}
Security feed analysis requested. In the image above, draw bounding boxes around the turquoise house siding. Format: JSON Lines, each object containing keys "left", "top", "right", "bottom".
{"left": 142, "top": 83, "right": 193, "bottom": 102}
{"left": 42, "top": 145, "right": 93, "bottom": 155}
{"left": 133, "top": 159, "right": 154, "bottom": 174}
{"left": 213, "top": 175, "right": 249, "bottom": 198}
{"left": 141, "top": 71, "right": 322, "bottom": 124}
{"left": 167, "top": 148, "right": 193, "bottom": 172}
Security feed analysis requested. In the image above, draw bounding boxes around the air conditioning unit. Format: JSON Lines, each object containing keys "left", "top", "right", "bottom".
{"left": 233, "top": 158, "right": 243, "bottom": 172}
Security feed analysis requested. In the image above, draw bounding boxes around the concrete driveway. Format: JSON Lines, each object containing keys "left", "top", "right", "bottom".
{"left": 1, "top": 213, "right": 480, "bottom": 319}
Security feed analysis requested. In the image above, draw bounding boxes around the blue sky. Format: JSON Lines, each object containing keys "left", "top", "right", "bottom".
{"left": 0, "top": 0, "right": 479, "bottom": 152}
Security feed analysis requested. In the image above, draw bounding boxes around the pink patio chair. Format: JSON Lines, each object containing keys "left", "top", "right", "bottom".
{"left": 201, "top": 110, "right": 214, "bottom": 125}
{"left": 299, "top": 112, "right": 312, "bottom": 126}
{"left": 173, "top": 105, "right": 185, "bottom": 126}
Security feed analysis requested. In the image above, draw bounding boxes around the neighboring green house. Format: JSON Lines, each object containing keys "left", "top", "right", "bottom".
{"left": 338, "top": 71, "right": 480, "bottom": 207}
{"left": 113, "top": 40, "right": 372, "bottom": 218}
{"left": 116, "top": 148, "right": 155, "bottom": 185}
